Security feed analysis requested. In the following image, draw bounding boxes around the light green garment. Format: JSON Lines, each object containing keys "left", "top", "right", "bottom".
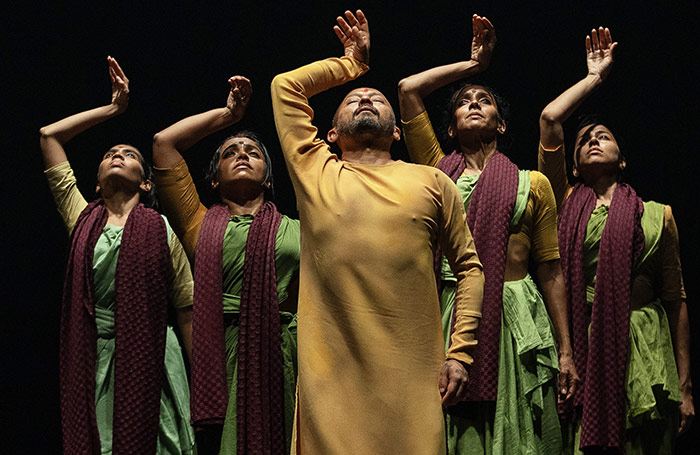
{"left": 564, "top": 201, "right": 681, "bottom": 455}
{"left": 216, "top": 215, "right": 301, "bottom": 455}
{"left": 93, "top": 221, "right": 195, "bottom": 455}
{"left": 441, "top": 171, "right": 562, "bottom": 454}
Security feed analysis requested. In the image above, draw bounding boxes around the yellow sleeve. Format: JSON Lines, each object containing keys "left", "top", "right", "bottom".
{"left": 270, "top": 56, "right": 368, "bottom": 183}
{"left": 529, "top": 171, "right": 560, "bottom": 263}
{"left": 153, "top": 159, "right": 207, "bottom": 261}
{"left": 168, "top": 229, "right": 194, "bottom": 309}
{"left": 537, "top": 142, "right": 571, "bottom": 211}
{"left": 660, "top": 205, "right": 687, "bottom": 302}
{"left": 436, "top": 172, "right": 484, "bottom": 365}
{"left": 401, "top": 110, "right": 446, "bottom": 168}
{"left": 44, "top": 161, "right": 88, "bottom": 235}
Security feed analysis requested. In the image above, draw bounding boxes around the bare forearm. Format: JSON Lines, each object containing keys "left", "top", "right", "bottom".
{"left": 540, "top": 74, "right": 603, "bottom": 149}
{"left": 398, "top": 60, "right": 482, "bottom": 122}
{"left": 667, "top": 300, "right": 692, "bottom": 392}
{"left": 153, "top": 108, "right": 237, "bottom": 168}
{"left": 39, "top": 103, "right": 122, "bottom": 169}
{"left": 537, "top": 260, "right": 572, "bottom": 355}
{"left": 176, "top": 306, "right": 193, "bottom": 361}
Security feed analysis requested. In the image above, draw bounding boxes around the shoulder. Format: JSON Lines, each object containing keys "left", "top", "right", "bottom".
{"left": 281, "top": 215, "right": 300, "bottom": 230}
{"left": 527, "top": 170, "right": 550, "bottom": 189}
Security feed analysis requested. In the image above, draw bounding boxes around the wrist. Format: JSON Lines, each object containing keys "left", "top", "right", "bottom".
{"left": 585, "top": 72, "right": 604, "bottom": 85}
{"left": 109, "top": 101, "right": 127, "bottom": 115}
{"left": 467, "top": 59, "right": 486, "bottom": 73}
{"left": 680, "top": 381, "right": 693, "bottom": 395}
{"left": 221, "top": 107, "right": 241, "bottom": 125}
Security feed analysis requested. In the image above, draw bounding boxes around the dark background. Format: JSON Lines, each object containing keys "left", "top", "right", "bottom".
{"left": 3, "top": 0, "right": 699, "bottom": 452}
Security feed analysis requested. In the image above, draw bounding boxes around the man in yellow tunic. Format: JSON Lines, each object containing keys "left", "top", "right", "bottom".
{"left": 270, "top": 10, "right": 484, "bottom": 454}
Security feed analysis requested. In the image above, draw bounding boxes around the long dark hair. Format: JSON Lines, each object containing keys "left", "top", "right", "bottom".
{"left": 205, "top": 130, "right": 275, "bottom": 201}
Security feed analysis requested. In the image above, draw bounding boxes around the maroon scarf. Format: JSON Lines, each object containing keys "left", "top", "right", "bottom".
{"left": 60, "top": 199, "right": 171, "bottom": 455}
{"left": 558, "top": 183, "right": 644, "bottom": 452}
{"left": 437, "top": 150, "right": 519, "bottom": 402}
{"left": 191, "top": 201, "right": 286, "bottom": 455}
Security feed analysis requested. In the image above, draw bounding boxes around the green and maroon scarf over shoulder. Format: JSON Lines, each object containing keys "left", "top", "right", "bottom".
{"left": 437, "top": 150, "right": 518, "bottom": 402}
{"left": 558, "top": 183, "right": 644, "bottom": 452}
{"left": 191, "top": 201, "right": 286, "bottom": 455}
{"left": 60, "top": 199, "right": 171, "bottom": 455}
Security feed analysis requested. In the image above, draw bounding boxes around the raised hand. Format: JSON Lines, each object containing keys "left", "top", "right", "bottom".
{"left": 108, "top": 56, "right": 129, "bottom": 112}
{"left": 586, "top": 27, "right": 618, "bottom": 81}
{"left": 470, "top": 14, "right": 496, "bottom": 70}
{"left": 226, "top": 76, "right": 252, "bottom": 123}
{"left": 333, "top": 9, "right": 370, "bottom": 64}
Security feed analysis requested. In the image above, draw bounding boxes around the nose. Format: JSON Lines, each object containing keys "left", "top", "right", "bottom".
{"left": 111, "top": 149, "right": 125, "bottom": 159}
{"left": 359, "top": 93, "right": 373, "bottom": 104}
{"left": 468, "top": 98, "right": 481, "bottom": 110}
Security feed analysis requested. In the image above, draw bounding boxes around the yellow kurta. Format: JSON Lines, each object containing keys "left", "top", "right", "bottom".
{"left": 271, "top": 57, "right": 484, "bottom": 454}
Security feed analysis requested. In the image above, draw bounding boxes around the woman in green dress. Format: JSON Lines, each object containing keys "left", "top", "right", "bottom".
{"left": 41, "top": 56, "right": 195, "bottom": 454}
{"left": 397, "top": 13, "right": 577, "bottom": 455}
{"left": 152, "top": 76, "right": 300, "bottom": 455}
{"left": 539, "top": 27, "right": 693, "bottom": 454}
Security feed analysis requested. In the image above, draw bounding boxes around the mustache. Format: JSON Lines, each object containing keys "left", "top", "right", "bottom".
{"left": 353, "top": 106, "right": 379, "bottom": 117}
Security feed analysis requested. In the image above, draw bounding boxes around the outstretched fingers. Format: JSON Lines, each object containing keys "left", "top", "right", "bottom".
{"left": 335, "top": 14, "right": 352, "bottom": 41}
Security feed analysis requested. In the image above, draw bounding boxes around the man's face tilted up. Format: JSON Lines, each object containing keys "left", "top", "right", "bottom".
{"left": 329, "top": 88, "right": 401, "bottom": 149}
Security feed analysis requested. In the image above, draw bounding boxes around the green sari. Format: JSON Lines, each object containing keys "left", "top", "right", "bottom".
{"left": 563, "top": 201, "right": 681, "bottom": 455}
{"left": 217, "top": 214, "right": 301, "bottom": 455}
{"left": 93, "top": 220, "right": 195, "bottom": 455}
{"left": 441, "top": 171, "right": 562, "bottom": 455}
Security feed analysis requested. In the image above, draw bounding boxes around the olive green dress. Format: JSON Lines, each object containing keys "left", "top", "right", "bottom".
{"left": 46, "top": 161, "right": 196, "bottom": 454}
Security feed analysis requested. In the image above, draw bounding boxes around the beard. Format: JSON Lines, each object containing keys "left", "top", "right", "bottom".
{"left": 336, "top": 112, "right": 396, "bottom": 139}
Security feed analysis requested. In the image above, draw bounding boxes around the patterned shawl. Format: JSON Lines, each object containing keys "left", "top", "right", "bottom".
{"left": 60, "top": 199, "right": 171, "bottom": 454}
{"left": 191, "top": 201, "right": 286, "bottom": 455}
{"left": 437, "top": 150, "right": 519, "bottom": 402}
{"left": 558, "top": 183, "right": 644, "bottom": 451}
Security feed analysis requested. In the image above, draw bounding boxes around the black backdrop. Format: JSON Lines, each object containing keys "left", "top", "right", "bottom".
{"left": 3, "top": 1, "right": 699, "bottom": 452}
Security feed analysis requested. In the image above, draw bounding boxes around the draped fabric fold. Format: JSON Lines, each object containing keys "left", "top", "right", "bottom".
{"left": 60, "top": 200, "right": 170, "bottom": 454}
{"left": 437, "top": 151, "right": 519, "bottom": 402}
{"left": 558, "top": 183, "right": 644, "bottom": 451}
{"left": 191, "top": 202, "right": 286, "bottom": 455}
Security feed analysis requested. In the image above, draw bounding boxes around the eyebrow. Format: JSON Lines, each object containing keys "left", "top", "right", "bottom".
{"left": 222, "top": 143, "right": 261, "bottom": 153}
{"left": 106, "top": 147, "right": 139, "bottom": 155}
{"left": 346, "top": 92, "right": 384, "bottom": 99}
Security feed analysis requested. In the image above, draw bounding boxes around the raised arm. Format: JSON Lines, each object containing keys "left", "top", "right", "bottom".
{"left": 270, "top": 10, "right": 369, "bottom": 174}
{"left": 398, "top": 14, "right": 495, "bottom": 122}
{"left": 39, "top": 56, "right": 129, "bottom": 169}
{"left": 152, "top": 76, "right": 251, "bottom": 169}
{"left": 539, "top": 27, "right": 617, "bottom": 149}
